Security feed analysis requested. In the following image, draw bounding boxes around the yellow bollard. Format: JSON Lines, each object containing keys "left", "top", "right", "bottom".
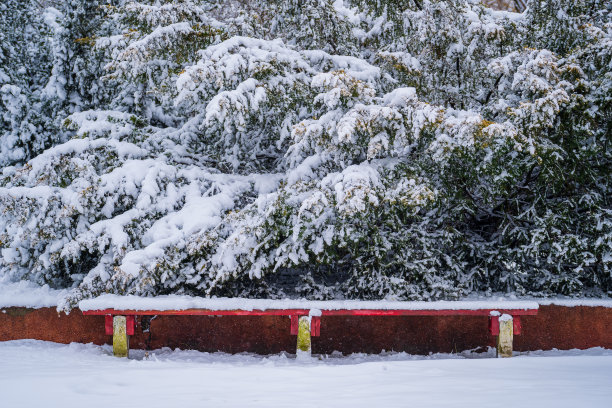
{"left": 497, "top": 314, "right": 513, "bottom": 358}
{"left": 296, "top": 316, "right": 311, "bottom": 357}
{"left": 113, "top": 315, "right": 129, "bottom": 358}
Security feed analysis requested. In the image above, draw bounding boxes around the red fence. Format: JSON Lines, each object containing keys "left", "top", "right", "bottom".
{"left": 1, "top": 305, "right": 610, "bottom": 354}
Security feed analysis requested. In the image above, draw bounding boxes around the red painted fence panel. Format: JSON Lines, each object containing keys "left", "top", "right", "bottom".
{"left": 2, "top": 305, "right": 611, "bottom": 355}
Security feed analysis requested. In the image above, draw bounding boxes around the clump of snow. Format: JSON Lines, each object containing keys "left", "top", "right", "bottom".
{"left": 309, "top": 308, "right": 322, "bottom": 317}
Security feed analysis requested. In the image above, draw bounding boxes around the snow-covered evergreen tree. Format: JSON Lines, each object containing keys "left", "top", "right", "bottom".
{"left": 0, "top": 0, "right": 60, "bottom": 165}
{"left": 0, "top": 0, "right": 610, "bottom": 307}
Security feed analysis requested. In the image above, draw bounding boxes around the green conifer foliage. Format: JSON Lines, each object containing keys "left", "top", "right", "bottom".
{"left": 0, "top": 0, "right": 610, "bottom": 307}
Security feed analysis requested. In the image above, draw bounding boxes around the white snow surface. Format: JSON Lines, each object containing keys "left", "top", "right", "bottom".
{"left": 78, "top": 294, "right": 539, "bottom": 312}
{"left": 0, "top": 340, "right": 611, "bottom": 408}
{"left": 535, "top": 299, "right": 612, "bottom": 307}
{"left": 0, "top": 275, "right": 67, "bottom": 308}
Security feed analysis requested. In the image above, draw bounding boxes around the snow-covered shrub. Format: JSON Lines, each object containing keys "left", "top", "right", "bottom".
{"left": 0, "top": 0, "right": 610, "bottom": 307}
{"left": 0, "top": 0, "right": 61, "bottom": 166}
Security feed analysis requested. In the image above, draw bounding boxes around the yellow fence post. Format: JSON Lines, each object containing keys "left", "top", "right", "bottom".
{"left": 113, "top": 315, "right": 129, "bottom": 358}
{"left": 497, "top": 314, "right": 513, "bottom": 358}
{"left": 296, "top": 316, "right": 311, "bottom": 357}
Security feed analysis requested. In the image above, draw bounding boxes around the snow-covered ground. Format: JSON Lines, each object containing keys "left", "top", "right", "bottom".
{"left": 1, "top": 340, "right": 610, "bottom": 408}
